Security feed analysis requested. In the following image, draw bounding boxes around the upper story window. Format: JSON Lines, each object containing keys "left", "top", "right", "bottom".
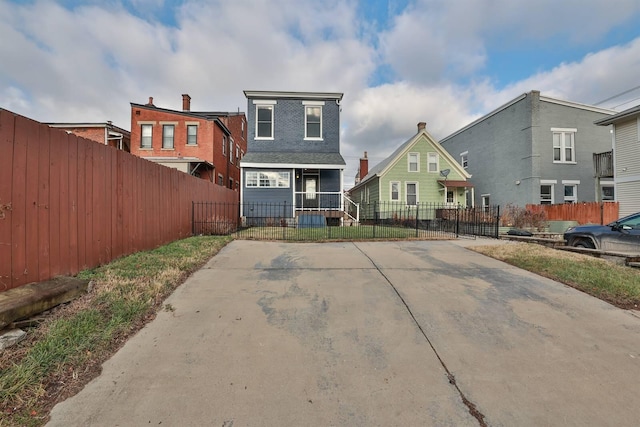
{"left": 229, "top": 138, "right": 234, "bottom": 162}
{"left": 223, "top": 135, "right": 227, "bottom": 156}
{"left": 186, "top": 125, "right": 198, "bottom": 145}
{"left": 256, "top": 104, "right": 274, "bottom": 139}
{"left": 408, "top": 153, "right": 419, "bottom": 172}
{"left": 460, "top": 151, "right": 468, "bottom": 169}
{"left": 162, "top": 124, "right": 174, "bottom": 149}
{"left": 140, "top": 124, "right": 152, "bottom": 148}
{"left": 552, "top": 128, "right": 576, "bottom": 163}
{"left": 303, "top": 101, "right": 324, "bottom": 140}
{"left": 427, "top": 152, "right": 439, "bottom": 172}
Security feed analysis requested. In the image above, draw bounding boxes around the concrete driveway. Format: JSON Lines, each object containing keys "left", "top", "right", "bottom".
{"left": 48, "top": 240, "right": 640, "bottom": 426}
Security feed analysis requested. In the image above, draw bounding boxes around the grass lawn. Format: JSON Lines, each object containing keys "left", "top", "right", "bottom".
{"left": 471, "top": 242, "right": 640, "bottom": 309}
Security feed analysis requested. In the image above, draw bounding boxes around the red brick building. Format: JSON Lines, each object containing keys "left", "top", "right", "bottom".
{"left": 47, "top": 122, "right": 131, "bottom": 152}
{"left": 130, "top": 95, "right": 247, "bottom": 195}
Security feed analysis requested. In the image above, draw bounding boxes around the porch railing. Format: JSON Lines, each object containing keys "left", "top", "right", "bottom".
{"left": 294, "top": 191, "right": 343, "bottom": 211}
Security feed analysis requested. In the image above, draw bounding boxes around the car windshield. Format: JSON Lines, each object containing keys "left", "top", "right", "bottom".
{"left": 614, "top": 213, "right": 640, "bottom": 229}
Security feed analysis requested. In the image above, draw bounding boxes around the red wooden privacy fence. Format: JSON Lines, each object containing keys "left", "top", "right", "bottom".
{"left": 0, "top": 109, "right": 237, "bottom": 291}
{"left": 526, "top": 202, "right": 619, "bottom": 226}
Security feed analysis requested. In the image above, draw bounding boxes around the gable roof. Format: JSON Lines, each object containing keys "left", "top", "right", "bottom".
{"left": 440, "top": 90, "right": 616, "bottom": 144}
{"left": 594, "top": 103, "right": 640, "bottom": 126}
{"left": 351, "top": 128, "right": 470, "bottom": 192}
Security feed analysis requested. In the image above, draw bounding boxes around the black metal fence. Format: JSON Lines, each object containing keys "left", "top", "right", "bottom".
{"left": 192, "top": 201, "right": 500, "bottom": 241}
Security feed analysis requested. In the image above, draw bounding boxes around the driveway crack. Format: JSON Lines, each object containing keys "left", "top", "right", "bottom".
{"left": 353, "top": 242, "right": 488, "bottom": 427}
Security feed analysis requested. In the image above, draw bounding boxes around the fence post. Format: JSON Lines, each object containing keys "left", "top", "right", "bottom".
{"left": 415, "top": 202, "right": 419, "bottom": 238}
{"left": 374, "top": 201, "right": 378, "bottom": 238}
{"left": 495, "top": 205, "right": 500, "bottom": 239}
{"left": 455, "top": 205, "right": 460, "bottom": 237}
{"left": 283, "top": 201, "right": 287, "bottom": 240}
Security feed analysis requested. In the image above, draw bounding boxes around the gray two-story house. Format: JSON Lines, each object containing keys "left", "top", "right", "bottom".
{"left": 240, "top": 90, "right": 346, "bottom": 224}
{"left": 439, "top": 90, "right": 616, "bottom": 208}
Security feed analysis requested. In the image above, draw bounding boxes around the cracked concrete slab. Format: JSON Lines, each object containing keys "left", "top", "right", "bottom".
{"left": 47, "top": 240, "right": 640, "bottom": 426}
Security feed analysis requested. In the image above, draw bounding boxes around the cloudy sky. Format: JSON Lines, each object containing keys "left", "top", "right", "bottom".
{"left": 2, "top": 0, "right": 640, "bottom": 188}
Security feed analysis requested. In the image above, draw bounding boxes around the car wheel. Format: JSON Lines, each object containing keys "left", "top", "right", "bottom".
{"left": 574, "top": 240, "right": 595, "bottom": 249}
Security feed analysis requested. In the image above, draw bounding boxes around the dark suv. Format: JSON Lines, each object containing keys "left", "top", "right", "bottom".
{"left": 564, "top": 211, "right": 640, "bottom": 253}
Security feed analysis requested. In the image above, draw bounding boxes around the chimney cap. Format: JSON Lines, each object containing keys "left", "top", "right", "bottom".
{"left": 147, "top": 96, "right": 154, "bottom": 106}
{"left": 417, "top": 122, "right": 426, "bottom": 131}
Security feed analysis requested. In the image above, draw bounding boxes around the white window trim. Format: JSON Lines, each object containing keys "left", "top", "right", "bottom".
{"left": 540, "top": 180, "right": 555, "bottom": 204}
{"left": 408, "top": 152, "right": 420, "bottom": 172}
{"left": 551, "top": 128, "right": 577, "bottom": 164}
{"left": 481, "top": 194, "right": 490, "bottom": 208}
{"left": 405, "top": 181, "right": 419, "bottom": 206}
{"left": 390, "top": 181, "right": 400, "bottom": 201}
{"left": 255, "top": 104, "right": 274, "bottom": 140}
{"left": 562, "top": 180, "right": 579, "bottom": 203}
{"left": 302, "top": 100, "right": 325, "bottom": 106}
{"left": 304, "top": 105, "right": 323, "bottom": 140}
{"left": 460, "top": 151, "right": 468, "bottom": 169}
{"left": 427, "top": 152, "right": 439, "bottom": 173}
{"left": 245, "top": 171, "right": 291, "bottom": 188}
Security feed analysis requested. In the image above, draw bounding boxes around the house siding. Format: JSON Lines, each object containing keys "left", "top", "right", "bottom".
{"left": 242, "top": 168, "right": 293, "bottom": 207}
{"left": 440, "top": 91, "right": 613, "bottom": 207}
{"left": 614, "top": 118, "right": 640, "bottom": 216}
{"left": 246, "top": 98, "right": 340, "bottom": 154}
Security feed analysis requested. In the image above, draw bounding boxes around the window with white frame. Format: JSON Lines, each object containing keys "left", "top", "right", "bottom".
{"left": 563, "top": 180, "right": 579, "bottom": 203}
{"left": 446, "top": 190, "right": 454, "bottom": 204}
{"left": 540, "top": 185, "right": 553, "bottom": 204}
{"left": 602, "top": 185, "right": 614, "bottom": 201}
{"left": 552, "top": 128, "right": 576, "bottom": 163}
{"left": 408, "top": 153, "right": 419, "bottom": 172}
{"left": 390, "top": 181, "right": 400, "bottom": 201}
{"left": 140, "top": 124, "right": 152, "bottom": 148}
{"left": 222, "top": 135, "right": 227, "bottom": 156}
{"left": 427, "top": 152, "right": 439, "bottom": 172}
{"left": 460, "top": 151, "right": 468, "bottom": 169}
{"left": 481, "top": 194, "right": 490, "bottom": 210}
{"left": 540, "top": 180, "right": 556, "bottom": 204}
{"left": 162, "top": 124, "right": 174, "bottom": 149}
{"left": 236, "top": 145, "right": 240, "bottom": 166}
{"left": 186, "top": 125, "right": 197, "bottom": 145}
{"left": 406, "top": 182, "right": 418, "bottom": 206}
{"left": 245, "top": 171, "right": 290, "bottom": 188}
{"left": 305, "top": 106, "right": 322, "bottom": 139}
{"left": 256, "top": 105, "right": 274, "bottom": 139}
{"left": 229, "top": 138, "right": 234, "bottom": 162}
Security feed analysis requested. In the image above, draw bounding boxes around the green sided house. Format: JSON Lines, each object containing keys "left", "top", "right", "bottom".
{"left": 349, "top": 122, "right": 473, "bottom": 219}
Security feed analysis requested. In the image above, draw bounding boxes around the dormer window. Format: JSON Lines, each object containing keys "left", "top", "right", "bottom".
{"left": 303, "top": 101, "right": 324, "bottom": 140}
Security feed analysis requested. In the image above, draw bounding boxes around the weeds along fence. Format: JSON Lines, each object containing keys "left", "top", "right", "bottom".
{"left": 0, "top": 109, "right": 237, "bottom": 291}
{"left": 192, "top": 201, "right": 500, "bottom": 240}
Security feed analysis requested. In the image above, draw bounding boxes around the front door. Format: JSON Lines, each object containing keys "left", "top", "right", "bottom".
{"left": 303, "top": 174, "right": 319, "bottom": 209}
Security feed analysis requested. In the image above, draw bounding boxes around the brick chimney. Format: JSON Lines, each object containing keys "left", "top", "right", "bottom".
{"left": 182, "top": 94, "right": 191, "bottom": 111}
{"left": 146, "top": 96, "right": 154, "bottom": 106}
{"left": 359, "top": 151, "right": 369, "bottom": 179}
{"left": 417, "top": 122, "right": 426, "bottom": 132}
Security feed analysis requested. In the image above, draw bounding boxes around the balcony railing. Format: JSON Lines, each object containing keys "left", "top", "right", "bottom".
{"left": 593, "top": 151, "right": 613, "bottom": 178}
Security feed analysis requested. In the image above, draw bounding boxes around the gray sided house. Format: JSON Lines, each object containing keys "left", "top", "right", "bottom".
{"left": 439, "top": 90, "right": 616, "bottom": 208}
{"left": 595, "top": 104, "right": 640, "bottom": 217}
{"left": 240, "top": 91, "right": 346, "bottom": 223}
{"left": 349, "top": 122, "right": 472, "bottom": 218}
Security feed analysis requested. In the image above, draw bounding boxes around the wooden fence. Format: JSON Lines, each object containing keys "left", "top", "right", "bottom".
{"left": 526, "top": 202, "right": 619, "bottom": 226}
{"left": 0, "top": 109, "right": 237, "bottom": 291}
